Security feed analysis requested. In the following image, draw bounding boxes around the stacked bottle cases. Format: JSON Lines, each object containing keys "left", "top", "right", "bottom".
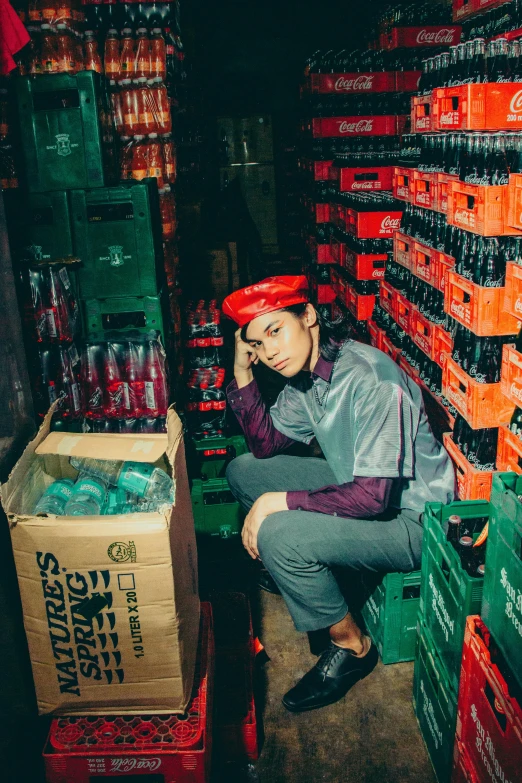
{"left": 297, "top": 2, "right": 461, "bottom": 327}
{"left": 6, "top": 1, "right": 188, "bottom": 429}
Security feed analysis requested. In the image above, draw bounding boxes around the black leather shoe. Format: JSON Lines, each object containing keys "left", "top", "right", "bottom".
{"left": 282, "top": 639, "right": 378, "bottom": 712}
{"left": 257, "top": 569, "right": 281, "bottom": 595}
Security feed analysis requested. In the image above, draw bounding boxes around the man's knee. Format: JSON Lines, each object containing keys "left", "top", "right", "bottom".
{"left": 257, "top": 511, "right": 297, "bottom": 562}
{"left": 225, "top": 452, "right": 258, "bottom": 495}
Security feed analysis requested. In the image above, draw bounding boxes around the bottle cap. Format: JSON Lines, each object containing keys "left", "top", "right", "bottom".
{"left": 133, "top": 135, "right": 144, "bottom": 141}
{"left": 120, "top": 79, "right": 131, "bottom": 86}
{"left": 122, "top": 27, "right": 133, "bottom": 35}
{"left": 148, "top": 132, "right": 158, "bottom": 139}
{"left": 152, "top": 27, "right": 162, "bottom": 34}
{"left": 137, "top": 27, "right": 148, "bottom": 34}
{"left": 459, "top": 535, "right": 473, "bottom": 548}
{"left": 477, "top": 564, "right": 485, "bottom": 577}
{"left": 137, "top": 76, "right": 147, "bottom": 84}
{"left": 41, "top": 23, "right": 51, "bottom": 30}
{"left": 448, "top": 514, "right": 461, "bottom": 525}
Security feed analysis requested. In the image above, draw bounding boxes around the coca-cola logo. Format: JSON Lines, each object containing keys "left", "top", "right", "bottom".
{"left": 352, "top": 181, "right": 378, "bottom": 190}
{"left": 450, "top": 301, "right": 466, "bottom": 319}
{"left": 416, "top": 28, "right": 456, "bottom": 45}
{"left": 339, "top": 119, "right": 374, "bottom": 134}
{"left": 110, "top": 758, "right": 162, "bottom": 773}
{"left": 417, "top": 264, "right": 430, "bottom": 280}
{"left": 439, "top": 112, "right": 458, "bottom": 126}
{"left": 509, "top": 90, "right": 522, "bottom": 115}
{"left": 335, "top": 75, "right": 374, "bottom": 92}
{"left": 510, "top": 382, "right": 522, "bottom": 402}
{"left": 515, "top": 297, "right": 522, "bottom": 314}
{"left": 454, "top": 209, "right": 474, "bottom": 227}
{"left": 380, "top": 216, "right": 401, "bottom": 231}
{"left": 88, "top": 387, "right": 103, "bottom": 410}
{"left": 446, "top": 386, "right": 462, "bottom": 406}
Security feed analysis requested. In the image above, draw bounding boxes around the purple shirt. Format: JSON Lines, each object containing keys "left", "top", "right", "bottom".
{"left": 227, "top": 352, "right": 393, "bottom": 519}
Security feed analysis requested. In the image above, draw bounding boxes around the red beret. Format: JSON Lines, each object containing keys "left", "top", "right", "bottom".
{"left": 222, "top": 275, "right": 309, "bottom": 328}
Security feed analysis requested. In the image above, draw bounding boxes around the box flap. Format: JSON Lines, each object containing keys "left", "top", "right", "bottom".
{"left": 35, "top": 431, "right": 167, "bottom": 463}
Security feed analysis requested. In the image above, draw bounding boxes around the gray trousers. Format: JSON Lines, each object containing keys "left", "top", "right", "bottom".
{"left": 226, "top": 453, "right": 424, "bottom": 633}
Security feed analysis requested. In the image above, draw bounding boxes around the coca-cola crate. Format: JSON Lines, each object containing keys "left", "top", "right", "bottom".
{"left": 316, "top": 284, "right": 336, "bottom": 304}
{"left": 381, "top": 25, "right": 462, "bottom": 50}
{"left": 452, "top": 741, "right": 480, "bottom": 783}
{"left": 442, "top": 354, "right": 515, "bottom": 429}
{"left": 482, "top": 472, "right": 522, "bottom": 689}
{"left": 331, "top": 266, "right": 347, "bottom": 304}
{"left": 346, "top": 208, "right": 402, "bottom": 239}
{"left": 396, "top": 71, "right": 422, "bottom": 93}
{"left": 420, "top": 498, "right": 489, "bottom": 694}
{"left": 503, "top": 260, "right": 522, "bottom": 319}
{"left": 455, "top": 615, "right": 522, "bottom": 783}
{"left": 435, "top": 250, "right": 455, "bottom": 294}
{"left": 311, "top": 116, "right": 401, "bottom": 138}
{"left": 368, "top": 319, "right": 384, "bottom": 350}
{"left": 344, "top": 248, "right": 387, "bottom": 280}
{"left": 393, "top": 166, "right": 414, "bottom": 203}
{"left": 399, "top": 353, "right": 420, "bottom": 380}
{"left": 507, "top": 172, "right": 522, "bottom": 230}
{"left": 315, "top": 202, "right": 330, "bottom": 223}
{"left": 443, "top": 433, "right": 494, "bottom": 501}
{"left": 380, "top": 334, "right": 400, "bottom": 361}
{"left": 411, "top": 94, "right": 433, "bottom": 134}
{"left": 433, "top": 82, "right": 522, "bottom": 131}
{"left": 412, "top": 309, "right": 435, "bottom": 359}
{"left": 44, "top": 603, "right": 214, "bottom": 783}
{"left": 346, "top": 284, "right": 376, "bottom": 321}
{"left": 452, "top": 0, "right": 476, "bottom": 22}
{"left": 309, "top": 72, "right": 397, "bottom": 94}
{"left": 413, "top": 619, "right": 459, "bottom": 783}
{"left": 396, "top": 292, "right": 415, "bottom": 336}
{"left": 330, "top": 235, "right": 346, "bottom": 265}
{"left": 329, "top": 200, "right": 345, "bottom": 229}
{"left": 437, "top": 173, "right": 460, "bottom": 215}
{"left": 308, "top": 237, "right": 334, "bottom": 265}
{"left": 394, "top": 230, "right": 413, "bottom": 269}
{"left": 444, "top": 271, "right": 520, "bottom": 336}
{"left": 447, "top": 181, "right": 517, "bottom": 237}
{"left": 300, "top": 159, "right": 333, "bottom": 181}
{"left": 413, "top": 241, "right": 439, "bottom": 288}
{"left": 379, "top": 280, "right": 397, "bottom": 319}
{"left": 433, "top": 324, "right": 454, "bottom": 369}
{"left": 413, "top": 170, "right": 438, "bottom": 211}
{"left": 496, "top": 424, "right": 522, "bottom": 473}
{"left": 331, "top": 165, "right": 393, "bottom": 193}
{"left": 500, "top": 343, "right": 522, "bottom": 409}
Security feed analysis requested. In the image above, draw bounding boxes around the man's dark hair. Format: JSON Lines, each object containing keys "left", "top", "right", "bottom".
{"left": 240, "top": 302, "right": 351, "bottom": 362}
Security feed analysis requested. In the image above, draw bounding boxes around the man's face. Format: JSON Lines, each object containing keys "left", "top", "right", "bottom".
{"left": 244, "top": 307, "right": 315, "bottom": 377}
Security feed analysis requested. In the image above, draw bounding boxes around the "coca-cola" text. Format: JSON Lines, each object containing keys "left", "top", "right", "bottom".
{"left": 335, "top": 75, "right": 374, "bottom": 92}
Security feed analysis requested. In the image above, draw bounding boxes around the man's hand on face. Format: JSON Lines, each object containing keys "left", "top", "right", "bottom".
{"left": 242, "top": 491, "right": 289, "bottom": 560}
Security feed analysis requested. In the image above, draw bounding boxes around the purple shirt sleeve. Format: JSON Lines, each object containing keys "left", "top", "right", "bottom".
{"left": 227, "top": 378, "right": 297, "bottom": 458}
{"left": 287, "top": 476, "right": 393, "bottom": 519}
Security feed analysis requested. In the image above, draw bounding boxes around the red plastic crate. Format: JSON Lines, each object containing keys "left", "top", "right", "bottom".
{"left": 396, "top": 71, "right": 422, "bottom": 92}
{"left": 412, "top": 309, "right": 434, "bottom": 359}
{"left": 507, "top": 173, "right": 522, "bottom": 231}
{"left": 309, "top": 71, "right": 397, "bottom": 94}
{"left": 330, "top": 235, "right": 346, "bottom": 265}
{"left": 413, "top": 171, "right": 438, "bottom": 211}
{"left": 433, "top": 324, "right": 454, "bottom": 369}
{"left": 368, "top": 319, "right": 384, "bottom": 350}
{"left": 444, "top": 271, "right": 521, "bottom": 336}
{"left": 381, "top": 334, "right": 401, "bottom": 361}
{"left": 437, "top": 173, "right": 460, "bottom": 215}
{"left": 331, "top": 267, "right": 347, "bottom": 304}
{"left": 380, "top": 25, "right": 462, "bottom": 50}
{"left": 503, "top": 261, "right": 522, "bottom": 319}
{"left": 331, "top": 165, "right": 393, "bottom": 192}
{"left": 311, "top": 116, "right": 401, "bottom": 138}
{"left": 393, "top": 166, "right": 414, "bottom": 203}
{"left": 411, "top": 94, "right": 433, "bottom": 133}
{"left": 433, "top": 82, "right": 522, "bottom": 131}
{"left": 394, "top": 230, "right": 413, "bottom": 269}
{"left": 299, "top": 159, "right": 333, "bottom": 181}
{"left": 44, "top": 603, "right": 214, "bottom": 783}
{"left": 413, "top": 241, "right": 439, "bottom": 289}
{"left": 399, "top": 353, "right": 420, "bottom": 380}
{"left": 455, "top": 616, "right": 522, "bottom": 783}
{"left": 396, "top": 292, "right": 415, "bottom": 336}
{"left": 434, "top": 250, "right": 455, "bottom": 293}
{"left": 329, "top": 200, "right": 345, "bottom": 229}
{"left": 307, "top": 237, "right": 334, "bottom": 264}
{"left": 443, "top": 433, "right": 494, "bottom": 501}
{"left": 452, "top": 0, "right": 477, "bottom": 22}
{"left": 496, "top": 424, "right": 522, "bottom": 473}
{"left": 346, "top": 284, "right": 376, "bottom": 321}
{"left": 316, "top": 203, "right": 330, "bottom": 223}
{"left": 379, "top": 280, "right": 396, "bottom": 319}
{"left": 317, "top": 284, "right": 336, "bottom": 304}
{"left": 447, "top": 181, "right": 517, "bottom": 237}
{"left": 452, "top": 741, "right": 480, "bottom": 783}
{"left": 442, "top": 354, "right": 515, "bottom": 428}
{"left": 344, "top": 248, "right": 387, "bottom": 280}
{"left": 346, "top": 207, "right": 403, "bottom": 239}
{"left": 500, "top": 343, "right": 522, "bottom": 409}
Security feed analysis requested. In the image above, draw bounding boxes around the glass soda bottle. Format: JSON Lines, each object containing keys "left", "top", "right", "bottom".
{"left": 34, "top": 479, "right": 75, "bottom": 515}
{"left": 65, "top": 474, "right": 108, "bottom": 516}
{"left": 84, "top": 30, "right": 102, "bottom": 73}
{"left": 69, "top": 457, "right": 174, "bottom": 504}
{"left": 104, "top": 28, "right": 120, "bottom": 82}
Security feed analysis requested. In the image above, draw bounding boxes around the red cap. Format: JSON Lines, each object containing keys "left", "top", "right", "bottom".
{"left": 222, "top": 275, "right": 309, "bottom": 328}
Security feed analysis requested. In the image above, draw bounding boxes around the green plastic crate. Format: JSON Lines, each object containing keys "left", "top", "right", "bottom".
{"left": 191, "top": 478, "right": 244, "bottom": 539}
{"left": 420, "top": 499, "right": 488, "bottom": 695}
{"left": 413, "top": 619, "right": 458, "bottom": 783}
{"left": 482, "top": 472, "right": 522, "bottom": 690}
{"left": 16, "top": 72, "right": 116, "bottom": 192}
{"left": 192, "top": 434, "right": 249, "bottom": 480}
{"left": 70, "top": 180, "right": 165, "bottom": 300}
{"left": 83, "top": 291, "right": 168, "bottom": 341}
{"left": 19, "top": 191, "right": 76, "bottom": 264}
{"left": 361, "top": 570, "right": 421, "bottom": 664}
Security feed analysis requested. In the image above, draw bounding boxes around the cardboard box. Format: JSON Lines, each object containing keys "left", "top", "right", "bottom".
{"left": 0, "top": 407, "right": 200, "bottom": 716}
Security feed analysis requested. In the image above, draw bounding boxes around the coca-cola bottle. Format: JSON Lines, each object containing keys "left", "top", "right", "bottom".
{"left": 491, "top": 38, "right": 510, "bottom": 82}
{"left": 509, "top": 406, "right": 522, "bottom": 439}
{"left": 81, "top": 343, "right": 104, "bottom": 420}
{"left": 474, "top": 237, "right": 506, "bottom": 287}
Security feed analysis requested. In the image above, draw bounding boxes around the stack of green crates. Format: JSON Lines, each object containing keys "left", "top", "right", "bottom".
{"left": 414, "top": 499, "right": 489, "bottom": 783}
{"left": 191, "top": 434, "right": 248, "bottom": 539}
{"left": 15, "top": 72, "right": 168, "bottom": 346}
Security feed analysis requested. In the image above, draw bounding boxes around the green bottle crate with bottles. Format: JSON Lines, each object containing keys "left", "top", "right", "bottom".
{"left": 191, "top": 478, "right": 245, "bottom": 539}
{"left": 190, "top": 434, "right": 248, "bottom": 480}
{"left": 419, "top": 499, "right": 489, "bottom": 695}
{"left": 361, "top": 570, "right": 421, "bottom": 664}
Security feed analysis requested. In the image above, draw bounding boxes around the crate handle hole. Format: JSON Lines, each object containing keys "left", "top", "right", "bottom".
{"left": 84, "top": 97, "right": 91, "bottom": 104}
